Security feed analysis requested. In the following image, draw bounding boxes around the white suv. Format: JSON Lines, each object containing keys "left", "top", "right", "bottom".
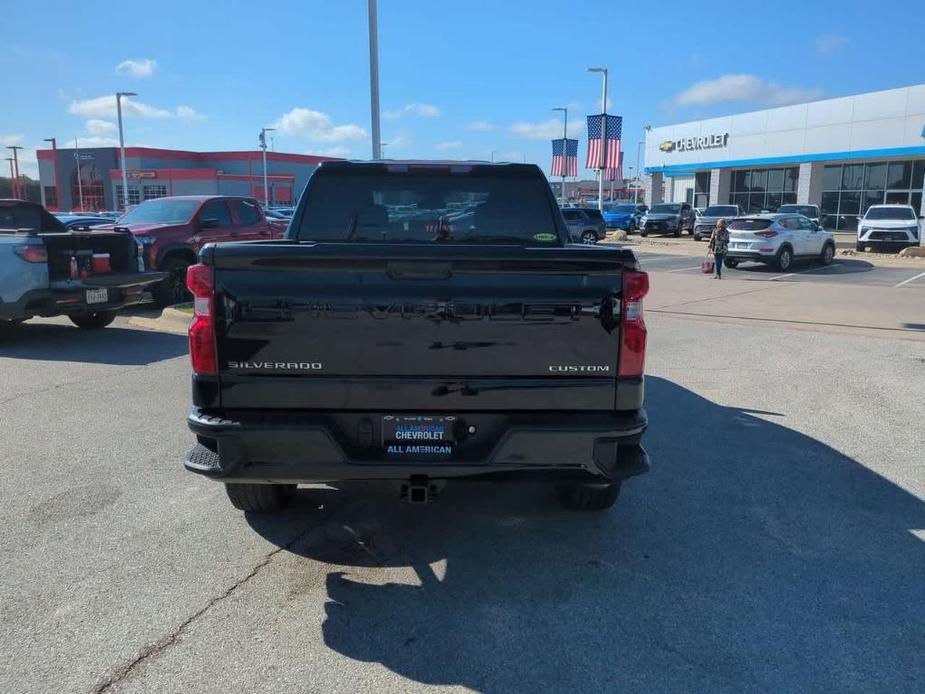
{"left": 856, "top": 205, "right": 921, "bottom": 251}
{"left": 723, "top": 214, "right": 836, "bottom": 271}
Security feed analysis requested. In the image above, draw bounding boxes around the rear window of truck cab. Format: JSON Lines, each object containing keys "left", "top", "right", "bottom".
{"left": 295, "top": 166, "right": 562, "bottom": 244}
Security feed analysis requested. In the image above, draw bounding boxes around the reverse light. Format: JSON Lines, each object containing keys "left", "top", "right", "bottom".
{"left": 619, "top": 270, "right": 649, "bottom": 378}
{"left": 13, "top": 244, "right": 48, "bottom": 263}
{"left": 186, "top": 263, "right": 217, "bottom": 375}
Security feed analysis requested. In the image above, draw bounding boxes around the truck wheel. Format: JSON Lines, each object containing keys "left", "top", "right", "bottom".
{"left": 820, "top": 242, "right": 835, "bottom": 266}
{"left": 580, "top": 230, "right": 597, "bottom": 244}
{"left": 628, "top": 221, "right": 636, "bottom": 233}
{"left": 555, "top": 481, "right": 621, "bottom": 510}
{"left": 225, "top": 483, "right": 294, "bottom": 513}
{"left": 153, "top": 257, "right": 192, "bottom": 308}
{"left": 69, "top": 310, "right": 116, "bottom": 330}
{"left": 640, "top": 229, "right": 648, "bottom": 238}
{"left": 673, "top": 227, "right": 681, "bottom": 237}
{"left": 775, "top": 246, "right": 793, "bottom": 272}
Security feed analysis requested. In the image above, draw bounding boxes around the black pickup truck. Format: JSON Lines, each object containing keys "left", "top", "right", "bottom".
{"left": 182, "top": 161, "right": 649, "bottom": 513}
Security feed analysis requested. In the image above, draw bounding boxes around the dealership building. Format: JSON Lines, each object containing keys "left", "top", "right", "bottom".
{"left": 35, "top": 146, "right": 335, "bottom": 212}
{"left": 644, "top": 83, "right": 925, "bottom": 229}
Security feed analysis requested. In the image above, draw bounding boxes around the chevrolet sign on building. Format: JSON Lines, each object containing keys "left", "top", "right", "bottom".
{"left": 643, "top": 83, "right": 925, "bottom": 228}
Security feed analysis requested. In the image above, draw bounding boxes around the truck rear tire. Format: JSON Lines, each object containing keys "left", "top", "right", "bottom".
{"left": 555, "top": 481, "right": 621, "bottom": 510}
{"left": 153, "top": 257, "right": 193, "bottom": 308}
{"left": 225, "top": 483, "right": 294, "bottom": 513}
{"left": 69, "top": 310, "right": 116, "bottom": 329}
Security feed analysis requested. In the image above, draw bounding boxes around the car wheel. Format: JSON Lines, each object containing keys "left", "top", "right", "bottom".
{"left": 693, "top": 232, "right": 702, "bottom": 242}
{"left": 555, "top": 481, "right": 621, "bottom": 510}
{"left": 628, "top": 221, "right": 636, "bottom": 233}
{"left": 724, "top": 258, "right": 739, "bottom": 269}
{"left": 673, "top": 227, "right": 681, "bottom": 237}
{"left": 640, "top": 229, "right": 648, "bottom": 237}
{"left": 820, "top": 243, "right": 835, "bottom": 266}
{"left": 776, "top": 246, "right": 794, "bottom": 272}
{"left": 581, "top": 230, "right": 597, "bottom": 244}
{"left": 152, "top": 256, "right": 193, "bottom": 308}
{"left": 225, "top": 483, "right": 295, "bottom": 513}
{"left": 855, "top": 242, "right": 865, "bottom": 252}
{"left": 69, "top": 310, "right": 117, "bottom": 330}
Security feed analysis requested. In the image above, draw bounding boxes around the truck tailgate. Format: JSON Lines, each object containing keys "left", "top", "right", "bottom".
{"left": 210, "top": 243, "right": 630, "bottom": 411}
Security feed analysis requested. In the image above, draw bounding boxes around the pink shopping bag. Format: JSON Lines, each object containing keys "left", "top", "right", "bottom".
{"left": 701, "top": 259, "right": 715, "bottom": 274}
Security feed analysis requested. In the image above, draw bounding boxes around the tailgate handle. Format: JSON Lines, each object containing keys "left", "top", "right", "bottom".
{"left": 386, "top": 262, "right": 452, "bottom": 280}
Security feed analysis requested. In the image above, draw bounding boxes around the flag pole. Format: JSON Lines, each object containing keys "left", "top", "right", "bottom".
{"left": 562, "top": 109, "right": 568, "bottom": 204}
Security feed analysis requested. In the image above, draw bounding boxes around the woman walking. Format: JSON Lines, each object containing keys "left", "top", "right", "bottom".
{"left": 708, "top": 218, "right": 730, "bottom": 279}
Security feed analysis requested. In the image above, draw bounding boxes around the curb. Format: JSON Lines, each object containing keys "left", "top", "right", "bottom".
{"left": 128, "top": 307, "right": 191, "bottom": 335}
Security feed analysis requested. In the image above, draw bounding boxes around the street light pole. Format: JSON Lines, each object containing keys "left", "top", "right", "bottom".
{"left": 367, "top": 0, "right": 382, "bottom": 159}
{"left": 116, "top": 92, "right": 137, "bottom": 210}
{"left": 587, "top": 67, "right": 608, "bottom": 211}
{"left": 74, "top": 138, "right": 84, "bottom": 211}
{"left": 44, "top": 137, "right": 58, "bottom": 210}
{"left": 5, "top": 158, "right": 14, "bottom": 198}
{"left": 552, "top": 107, "right": 568, "bottom": 204}
{"left": 634, "top": 140, "right": 645, "bottom": 205}
{"left": 490, "top": 150, "right": 497, "bottom": 162}
{"left": 7, "top": 145, "right": 23, "bottom": 199}
{"left": 259, "top": 127, "right": 276, "bottom": 209}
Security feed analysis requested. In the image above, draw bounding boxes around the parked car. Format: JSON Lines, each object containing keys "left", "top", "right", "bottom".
{"left": 777, "top": 204, "right": 823, "bottom": 226}
{"left": 91, "top": 195, "right": 281, "bottom": 306}
{"left": 561, "top": 207, "right": 606, "bottom": 244}
{"left": 603, "top": 203, "right": 647, "bottom": 232}
{"left": 724, "top": 214, "right": 836, "bottom": 271}
{"left": 0, "top": 200, "right": 165, "bottom": 328}
{"left": 856, "top": 204, "right": 921, "bottom": 252}
{"left": 182, "top": 160, "right": 650, "bottom": 514}
{"left": 639, "top": 202, "right": 696, "bottom": 237}
{"left": 55, "top": 214, "right": 115, "bottom": 231}
{"left": 692, "top": 205, "right": 740, "bottom": 241}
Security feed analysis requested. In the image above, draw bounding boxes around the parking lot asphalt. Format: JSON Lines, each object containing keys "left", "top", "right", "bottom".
{"left": 2, "top": 286, "right": 924, "bottom": 693}
{"left": 637, "top": 251, "right": 925, "bottom": 288}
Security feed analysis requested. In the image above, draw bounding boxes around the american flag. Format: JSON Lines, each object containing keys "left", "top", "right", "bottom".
{"left": 551, "top": 138, "right": 578, "bottom": 177}
{"left": 603, "top": 152, "right": 624, "bottom": 181}
{"left": 586, "top": 114, "right": 622, "bottom": 170}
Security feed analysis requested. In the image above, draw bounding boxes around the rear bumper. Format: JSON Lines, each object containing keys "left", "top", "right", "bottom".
{"left": 184, "top": 407, "right": 649, "bottom": 484}
{"left": 0, "top": 272, "right": 166, "bottom": 321}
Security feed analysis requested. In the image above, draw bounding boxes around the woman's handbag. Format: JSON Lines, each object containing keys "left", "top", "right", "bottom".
{"left": 701, "top": 257, "right": 715, "bottom": 274}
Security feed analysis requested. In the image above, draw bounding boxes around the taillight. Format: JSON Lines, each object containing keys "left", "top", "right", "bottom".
{"left": 186, "top": 263, "right": 218, "bottom": 375}
{"left": 754, "top": 230, "right": 778, "bottom": 238}
{"left": 13, "top": 245, "right": 48, "bottom": 263}
{"left": 618, "top": 270, "right": 649, "bottom": 378}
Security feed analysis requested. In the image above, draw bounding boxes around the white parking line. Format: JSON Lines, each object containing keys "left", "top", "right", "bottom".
{"left": 666, "top": 265, "right": 706, "bottom": 273}
{"left": 766, "top": 263, "right": 838, "bottom": 282}
{"left": 894, "top": 270, "right": 925, "bottom": 288}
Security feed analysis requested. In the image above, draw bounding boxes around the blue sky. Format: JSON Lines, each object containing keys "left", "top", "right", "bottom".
{"left": 3, "top": 0, "right": 924, "bottom": 179}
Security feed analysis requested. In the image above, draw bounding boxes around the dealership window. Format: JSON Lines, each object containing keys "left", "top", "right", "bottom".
{"left": 820, "top": 159, "right": 925, "bottom": 230}
{"left": 115, "top": 185, "right": 141, "bottom": 207}
{"left": 143, "top": 184, "right": 168, "bottom": 201}
{"left": 43, "top": 186, "right": 58, "bottom": 209}
{"left": 729, "top": 167, "right": 798, "bottom": 212}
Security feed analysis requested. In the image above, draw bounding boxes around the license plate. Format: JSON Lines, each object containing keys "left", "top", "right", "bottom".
{"left": 86, "top": 288, "right": 108, "bottom": 304}
{"left": 383, "top": 415, "right": 456, "bottom": 458}
{"left": 730, "top": 242, "right": 745, "bottom": 249}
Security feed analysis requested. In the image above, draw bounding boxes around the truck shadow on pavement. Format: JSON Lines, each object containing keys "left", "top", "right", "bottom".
{"left": 249, "top": 376, "right": 925, "bottom": 693}
{"left": 0, "top": 321, "right": 187, "bottom": 365}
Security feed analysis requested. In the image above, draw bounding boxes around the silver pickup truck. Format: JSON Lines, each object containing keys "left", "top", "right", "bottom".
{"left": 1, "top": 199, "right": 165, "bottom": 329}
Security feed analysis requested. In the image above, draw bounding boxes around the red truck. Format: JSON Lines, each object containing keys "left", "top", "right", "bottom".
{"left": 94, "top": 195, "right": 282, "bottom": 306}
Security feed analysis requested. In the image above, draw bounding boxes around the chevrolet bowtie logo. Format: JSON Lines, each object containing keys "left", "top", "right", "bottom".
{"left": 659, "top": 140, "right": 676, "bottom": 152}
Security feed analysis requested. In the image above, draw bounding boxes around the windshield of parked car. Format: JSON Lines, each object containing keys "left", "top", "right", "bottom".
{"left": 650, "top": 204, "right": 680, "bottom": 214}
{"left": 729, "top": 218, "right": 773, "bottom": 231}
{"left": 703, "top": 206, "right": 738, "bottom": 217}
{"left": 297, "top": 168, "right": 560, "bottom": 244}
{"left": 608, "top": 204, "right": 637, "bottom": 213}
{"left": 117, "top": 199, "right": 200, "bottom": 225}
{"left": 778, "top": 205, "right": 818, "bottom": 217}
{"left": 864, "top": 207, "right": 916, "bottom": 221}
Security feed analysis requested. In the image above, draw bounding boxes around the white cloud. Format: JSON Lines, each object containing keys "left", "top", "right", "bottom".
{"left": 175, "top": 105, "right": 206, "bottom": 121}
{"left": 673, "top": 74, "right": 823, "bottom": 107}
{"left": 468, "top": 120, "right": 495, "bottom": 131}
{"left": 384, "top": 103, "right": 441, "bottom": 119}
{"left": 1, "top": 134, "right": 25, "bottom": 146}
{"left": 509, "top": 118, "right": 582, "bottom": 140}
{"left": 68, "top": 95, "right": 173, "bottom": 119}
{"left": 436, "top": 140, "right": 463, "bottom": 151}
{"left": 85, "top": 119, "right": 117, "bottom": 136}
{"left": 272, "top": 107, "right": 367, "bottom": 143}
{"left": 816, "top": 34, "right": 849, "bottom": 56}
{"left": 74, "top": 136, "right": 120, "bottom": 148}
{"left": 116, "top": 58, "right": 158, "bottom": 78}
{"left": 385, "top": 131, "right": 411, "bottom": 149}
